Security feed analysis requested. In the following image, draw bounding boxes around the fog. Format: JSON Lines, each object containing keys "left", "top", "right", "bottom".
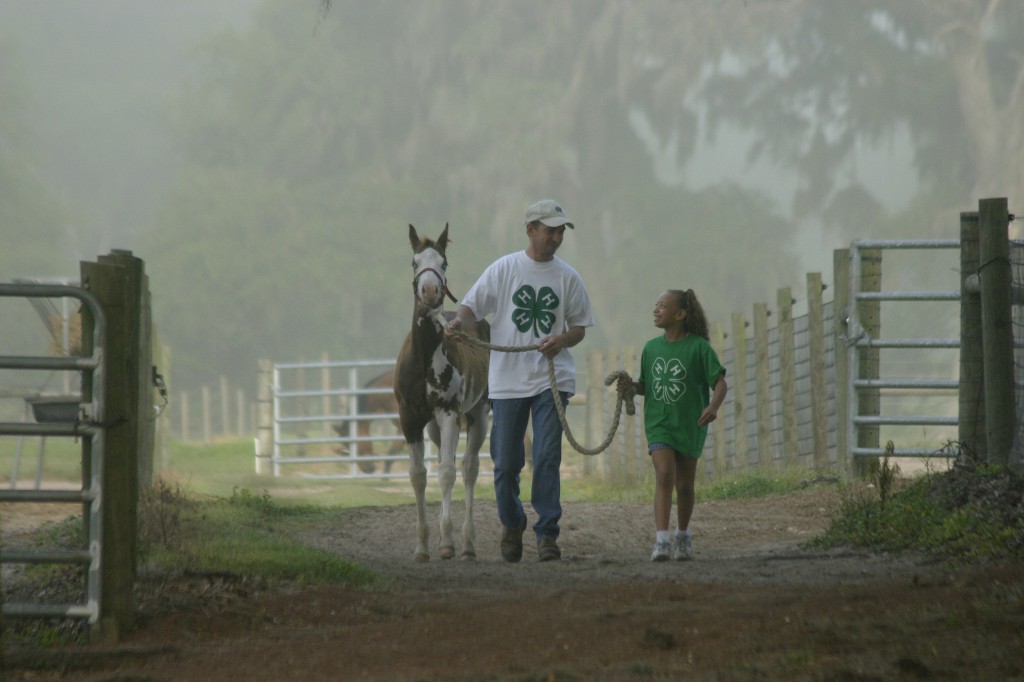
{"left": 1, "top": 1, "right": 1020, "bottom": 396}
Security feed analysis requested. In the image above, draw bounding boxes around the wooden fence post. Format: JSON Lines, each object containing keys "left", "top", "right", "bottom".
{"left": 833, "top": 249, "right": 851, "bottom": 473}
{"left": 608, "top": 347, "right": 624, "bottom": 481}
{"left": 710, "top": 322, "right": 728, "bottom": 478}
{"left": 296, "top": 356, "right": 307, "bottom": 456}
{"left": 179, "top": 390, "right": 190, "bottom": 442}
{"left": 256, "top": 359, "right": 274, "bottom": 475}
{"left": 806, "top": 273, "right": 829, "bottom": 470}
{"left": 777, "top": 288, "right": 799, "bottom": 469}
{"left": 753, "top": 303, "right": 773, "bottom": 469}
{"left": 219, "top": 376, "right": 230, "bottom": 438}
{"left": 856, "top": 248, "right": 882, "bottom": 478}
{"left": 236, "top": 388, "right": 246, "bottom": 436}
{"left": 978, "top": 197, "right": 1016, "bottom": 465}
{"left": 585, "top": 349, "right": 603, "bottom": 477}
{"left": 202, "top": 386, "right": 212, "bottom": 443}
{"left": 81, "top": 254, "right": 140, "bottom": 641}
{"left": 621, "top": 345, "right": 639, "bottom": 483}
{"left": 730, "top": 313, "right": 749, "bottom": 470}
{"left": 321, "top": 352, "right": 332, "bottom": 450}
{"left": 154, "top": 342, "right": 171, "bottom": 472}
{"left": 959, "top": 211, "right": 986, "bottom": 459}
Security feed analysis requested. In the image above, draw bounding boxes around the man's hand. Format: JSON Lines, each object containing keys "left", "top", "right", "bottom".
{"left": 537, "top": 334, "right": 565, "bottom": 358}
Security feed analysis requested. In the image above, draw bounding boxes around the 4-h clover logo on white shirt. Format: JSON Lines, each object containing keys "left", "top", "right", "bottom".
{"left": 652, "top": 357, "right": 686, "bottom": 404}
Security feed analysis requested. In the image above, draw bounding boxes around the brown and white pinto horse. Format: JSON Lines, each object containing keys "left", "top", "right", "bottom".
{"left": 394, "top": 224, "right": 490, "bottom": 561}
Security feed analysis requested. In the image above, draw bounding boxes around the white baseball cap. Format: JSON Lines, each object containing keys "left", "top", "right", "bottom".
{"left": 524, "top": 199, "right": 574, "bottom": 229}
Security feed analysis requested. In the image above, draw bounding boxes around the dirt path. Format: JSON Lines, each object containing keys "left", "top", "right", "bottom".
{"left": 6, "top": 487, "right": 1024, "bottom": 681}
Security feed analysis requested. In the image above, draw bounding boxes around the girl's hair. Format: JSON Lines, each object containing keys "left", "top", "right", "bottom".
{"left": 668, "top": 289, "right": 709, "bottom": 340}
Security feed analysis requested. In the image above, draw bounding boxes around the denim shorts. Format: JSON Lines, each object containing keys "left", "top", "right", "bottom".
{"left": 647, "top": 442, "right": 698, "bottom": 458}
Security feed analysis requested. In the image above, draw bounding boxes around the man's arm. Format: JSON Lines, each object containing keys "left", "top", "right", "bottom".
{"left": 447, "top": 305, "right": 478, "bottom": 332}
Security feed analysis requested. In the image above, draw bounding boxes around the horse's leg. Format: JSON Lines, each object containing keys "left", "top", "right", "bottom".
{"left": 387, "top": 418, "right": 406, "bottom": 474}
{"left": 460, "top": 403, "right": 486, "bottom": 560}
{"left": 433, "top": 413, "right": 459, "bottom": 560}
{"left": 408, "top": 439, "right": 429, "bottom": 562}
{"left": 357, "top": 419, "right": 376, "bottom": 474}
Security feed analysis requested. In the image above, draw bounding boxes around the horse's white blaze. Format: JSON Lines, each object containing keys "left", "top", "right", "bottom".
{"left": 413, "top": 248, "right": 447, "bottom": 309}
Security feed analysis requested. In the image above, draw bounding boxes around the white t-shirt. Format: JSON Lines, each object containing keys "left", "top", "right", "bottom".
{"left": 460, "top": 251, "right": 595, "bottom": 399}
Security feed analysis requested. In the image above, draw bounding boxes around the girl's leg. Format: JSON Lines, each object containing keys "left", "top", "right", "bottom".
{"left": 674, "top": 454, "right": 699, "bottom": 532}
{"left": 650, "top": 448, "right": 677, "bottom": 531}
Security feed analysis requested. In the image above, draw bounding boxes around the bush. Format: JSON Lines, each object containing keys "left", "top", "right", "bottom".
{"left": 811, "top": 457, "right": 1024, "bottom": 560}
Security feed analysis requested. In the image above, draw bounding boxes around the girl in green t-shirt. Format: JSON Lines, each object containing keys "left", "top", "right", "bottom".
{"left": 619, "top": 289, "right": 727, "bottom": 561}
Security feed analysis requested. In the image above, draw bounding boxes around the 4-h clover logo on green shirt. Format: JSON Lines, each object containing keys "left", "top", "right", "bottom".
{"left": 511, "top": 285, "right": 559, "bottom": 337}
{"left": 652, "top": 357, "right": 687, "bottom": 404}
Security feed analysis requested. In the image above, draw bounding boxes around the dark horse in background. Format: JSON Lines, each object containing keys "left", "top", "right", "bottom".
{"left": 394, "top": 224, "right": 490, "bottom": 561}
{"left": 332, "top": 371, "right": 403, "bottom": 474}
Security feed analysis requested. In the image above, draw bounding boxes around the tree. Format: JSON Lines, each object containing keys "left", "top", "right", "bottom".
{"left": 697, "top": 0, "right": 1023, "bottom": 236}
{"left": 145, "top": 1, "right": 801, "bottom": 390}
{"left": 0, "top": 34, "right": 67, "bottom": 278}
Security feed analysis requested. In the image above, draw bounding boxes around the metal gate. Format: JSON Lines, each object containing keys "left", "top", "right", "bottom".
{"left": 0, "top": 282, "right": 107, "bottom": 623}
{"left": 265, "top": 358, "right": 493, "bottom": 479}
{"left": 843, "top": 240, "right": 962, "bottom": 459}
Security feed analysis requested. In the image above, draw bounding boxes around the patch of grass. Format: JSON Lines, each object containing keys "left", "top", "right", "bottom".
{"left": 562, "top": 476, "right": 652, "bottom": 504}
{"left": 0, "top": 435, "right": 82, "bottom": 482}
{"left": 142, "top": 483, "right": 385, "bottom": 587}
{"left": 699, "top": 469, "right": 833, "bottom": 502}
{"left": 809, "top": 460, "right": 1024, "bottom": 561}
{"left": 562, "top": 466, "right": 832, "bottom": 504}
{"left": 158, "top": 437, "right": 509, "bottom": 508}
{"left": 3, "top": 515, "right": 90, "bottom": 648}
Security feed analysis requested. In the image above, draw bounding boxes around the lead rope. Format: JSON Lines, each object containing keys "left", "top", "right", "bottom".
{"left": 438, "top": 311, "right": 637, "bottom": 456}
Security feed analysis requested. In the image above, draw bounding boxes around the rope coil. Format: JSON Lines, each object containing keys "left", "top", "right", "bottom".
{"left": 439, "top": 311, "right": 636, "bottom": 455}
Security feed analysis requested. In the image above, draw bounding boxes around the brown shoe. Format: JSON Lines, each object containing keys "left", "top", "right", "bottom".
{"left": 500, "top": 521, "right": 526, "bottom": 563}
{"left": 537, "top": 537, "right": 561, "bottom": 562}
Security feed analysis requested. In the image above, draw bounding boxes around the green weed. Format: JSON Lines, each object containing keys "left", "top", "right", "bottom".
{"left": 810, "top": 454, "right": 1024, "bottom": 561}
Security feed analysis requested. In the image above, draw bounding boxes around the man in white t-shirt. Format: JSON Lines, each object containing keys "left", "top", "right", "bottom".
{"left": 449, "top": 199, "right": 595, "bottom": 563}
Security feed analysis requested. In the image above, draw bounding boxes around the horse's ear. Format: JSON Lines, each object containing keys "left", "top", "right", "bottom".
{"left": 437, "top": 223, "right": 450, "bottom": 252}
{"left": 408, "top": 224, "right": 420, "bottom": 250}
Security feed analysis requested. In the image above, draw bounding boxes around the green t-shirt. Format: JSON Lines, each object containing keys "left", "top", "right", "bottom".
{"left": 638, "top": 334, "right": 725, "bottom": 457}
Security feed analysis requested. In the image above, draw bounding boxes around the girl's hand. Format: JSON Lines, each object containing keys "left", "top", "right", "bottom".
{"left": 697, "top": 406, "right": 718, "bottom": 427}
{"left": 616, "top": 377, "right": 638, "bottom": 393}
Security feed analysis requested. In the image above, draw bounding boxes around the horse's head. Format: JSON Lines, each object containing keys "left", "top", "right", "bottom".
{"left": 409, "top": 223, "right": 456, "bottom": 311}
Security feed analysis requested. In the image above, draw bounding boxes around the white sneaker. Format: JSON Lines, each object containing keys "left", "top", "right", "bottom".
{"left": 672, "top": 531, "right": 692, "bottom": 561}
{"left": 650, "top": 541, "right": 671, "bottom": 562}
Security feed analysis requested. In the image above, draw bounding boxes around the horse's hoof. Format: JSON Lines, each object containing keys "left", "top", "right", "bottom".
{"left": 460, "top": 551, "right": 476, "bottom": 561}
{"left": 439, "top": 546, "right": 456, "bottom": 560}
{"left": 414, "top": 552, "right": 429, "bottom": 563}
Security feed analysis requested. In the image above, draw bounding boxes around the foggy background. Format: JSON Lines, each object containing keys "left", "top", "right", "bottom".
{"left": 1, "top": 1, "right": 1021, "bottom": 397}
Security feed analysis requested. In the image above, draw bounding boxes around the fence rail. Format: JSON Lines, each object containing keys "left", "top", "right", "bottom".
{"left": 240, "top": 200, "right": 1021, "bottom": 480}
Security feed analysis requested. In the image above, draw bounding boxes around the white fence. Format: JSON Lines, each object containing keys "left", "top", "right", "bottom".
{"left": 257, "top": 358, "right": 496, "bottom": 479}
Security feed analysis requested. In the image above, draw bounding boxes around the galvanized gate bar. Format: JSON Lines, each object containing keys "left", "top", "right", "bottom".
{"left": 854, "top": 379, "right": 959, "bottom": 389}
{"left": 845, "top": 240, "right": 962, "bottom": 461}
{"left": 0, "top": 282, "right": 107, "bottom": 625}
{"left": 0, "top": 488, "right": 97, "bottom": 503}
{"left": 267, "top": 358, "right": 495, "bottom": 479}
{"left": 853, "top": 339, "right": 960, "bottom": 349}
{"left": 270, "top": 359, "right": 411, "bottom": 478}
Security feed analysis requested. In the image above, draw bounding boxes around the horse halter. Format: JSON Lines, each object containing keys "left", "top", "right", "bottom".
{"left": 412, "top": 266, "right": 457, "bottom": 306}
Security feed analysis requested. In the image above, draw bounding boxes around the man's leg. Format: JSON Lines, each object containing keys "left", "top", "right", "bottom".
{"left": 529, "top": 390, "right": 567, "bottom": 543}
{"left": 490, "top": 398, "right": 530, "bottom": 561}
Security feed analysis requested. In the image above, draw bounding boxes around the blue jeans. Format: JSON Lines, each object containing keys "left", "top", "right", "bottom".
{"left": 490, "top": 390, "right": 569, "bottom": 542}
